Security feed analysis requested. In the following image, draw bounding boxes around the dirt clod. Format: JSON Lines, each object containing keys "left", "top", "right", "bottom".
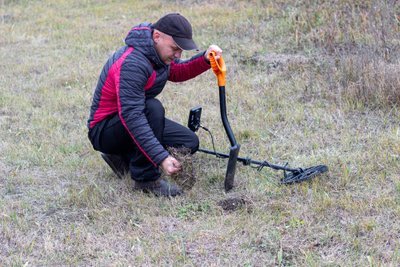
{"left": 167, "top": 147, "right": 197, "bottom": 190}
{"left": 217, "top": 197, "right": 252, "bottom": 212}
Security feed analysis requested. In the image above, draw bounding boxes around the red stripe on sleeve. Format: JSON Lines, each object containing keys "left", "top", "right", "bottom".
{"left": 144, "top": 71, "right": 156, "bottom": 91}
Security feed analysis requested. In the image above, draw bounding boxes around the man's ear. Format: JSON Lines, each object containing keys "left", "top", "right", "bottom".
{"left": 153, "top": 30, "right": 161, "bottom": 44}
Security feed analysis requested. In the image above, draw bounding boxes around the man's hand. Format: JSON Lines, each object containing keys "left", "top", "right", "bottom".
{"left": 160, "top": 155, "right": 182, "bottom": 175}
{"left": 205, "top": 44, "right": 222, "bottom": 62}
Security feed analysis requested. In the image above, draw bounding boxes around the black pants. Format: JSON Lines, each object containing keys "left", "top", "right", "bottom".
{"left": 88, "top": 98, "right": 199, "bottom": 181}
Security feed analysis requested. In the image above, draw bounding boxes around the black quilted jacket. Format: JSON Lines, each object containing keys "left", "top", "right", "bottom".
{"left": 88, "top": 23, "right": 210, "bottom": 166}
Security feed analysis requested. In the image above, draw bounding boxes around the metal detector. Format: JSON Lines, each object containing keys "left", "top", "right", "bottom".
{"left": 188, "top": 52, "right": 328, "bottom": 192}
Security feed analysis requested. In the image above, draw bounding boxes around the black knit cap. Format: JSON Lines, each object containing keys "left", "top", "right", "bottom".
{"left": 153, "top": 13, "right": 198, "bottom": 51}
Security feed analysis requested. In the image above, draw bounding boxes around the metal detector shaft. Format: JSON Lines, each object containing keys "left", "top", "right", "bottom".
{"left": 219, "top": 85, "right": 237, "bottom": 147}
{"left": 218, "top": 85, "right": 240, "bottom": 191}
{"left": 209, "top": 51, "right": 240, "bottom": 192}
{"left": 198, "top": 148, "right": 299, "bottom": 172}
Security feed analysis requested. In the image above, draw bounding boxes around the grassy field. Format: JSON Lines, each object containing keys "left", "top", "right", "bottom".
{"left": 1, "top": 0, "right": 399, "bottom": 266}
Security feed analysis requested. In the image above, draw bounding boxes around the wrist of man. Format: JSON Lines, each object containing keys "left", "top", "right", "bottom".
{"left": 203, "top": 51, "right": 210, "bottom": 64}
{"left": 156, "top": 152, "right": 170, "bottom": 167}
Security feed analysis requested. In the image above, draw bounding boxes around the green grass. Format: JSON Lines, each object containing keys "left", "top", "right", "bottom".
{"left": 1, "top": 0, "right": 400, "bottom": 266}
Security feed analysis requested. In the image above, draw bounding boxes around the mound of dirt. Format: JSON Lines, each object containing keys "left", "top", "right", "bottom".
{"left": 217, "top": 197, "right": 253, "bottom": 212}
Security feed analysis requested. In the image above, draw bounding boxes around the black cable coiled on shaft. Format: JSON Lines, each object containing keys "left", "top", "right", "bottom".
{"left": 200, "top": 125, "right": 221, "bottom": 158}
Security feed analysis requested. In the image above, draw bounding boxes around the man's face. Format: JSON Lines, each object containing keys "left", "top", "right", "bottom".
{"left": 153, "top": 31, "right": 183, "bottom": 65}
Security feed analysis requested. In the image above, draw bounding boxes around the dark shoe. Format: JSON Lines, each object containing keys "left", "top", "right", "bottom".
{"left": 134, "top": 178, "right": 183, "bottom": 197}
{"left": 101, "top": 153, "right": 129, "bottom": 179}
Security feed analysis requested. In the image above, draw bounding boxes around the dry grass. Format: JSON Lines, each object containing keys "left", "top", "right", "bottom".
{"left": 1, "top": 0, "right": 399, "bottom": 266}
{"left": 167, "top": 147, "right": 197, "bottom": 190}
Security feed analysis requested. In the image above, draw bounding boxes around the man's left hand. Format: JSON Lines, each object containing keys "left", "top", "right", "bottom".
{"left": 204, "top": 44, "right": 222, "bottom": 62}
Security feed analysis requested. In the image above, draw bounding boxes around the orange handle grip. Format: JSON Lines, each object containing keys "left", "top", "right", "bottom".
{"left": 209, "top": 51, "right": 226, "bottom": 86}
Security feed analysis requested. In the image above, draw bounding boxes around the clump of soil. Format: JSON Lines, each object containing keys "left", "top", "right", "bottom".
{"left": 167, "top": 147, "right": 196, "bottom": 190}
{"left": 217, "top": 196, "right": 253, "bottom": 212}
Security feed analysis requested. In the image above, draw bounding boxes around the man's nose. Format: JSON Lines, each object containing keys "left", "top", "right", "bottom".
{"left": 175, "top": 50, "right": 182, "bottom": 58}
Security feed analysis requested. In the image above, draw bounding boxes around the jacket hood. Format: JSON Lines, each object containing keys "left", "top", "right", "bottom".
{"left": 125, "top": 22, "right": 165, "bottom": 67}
